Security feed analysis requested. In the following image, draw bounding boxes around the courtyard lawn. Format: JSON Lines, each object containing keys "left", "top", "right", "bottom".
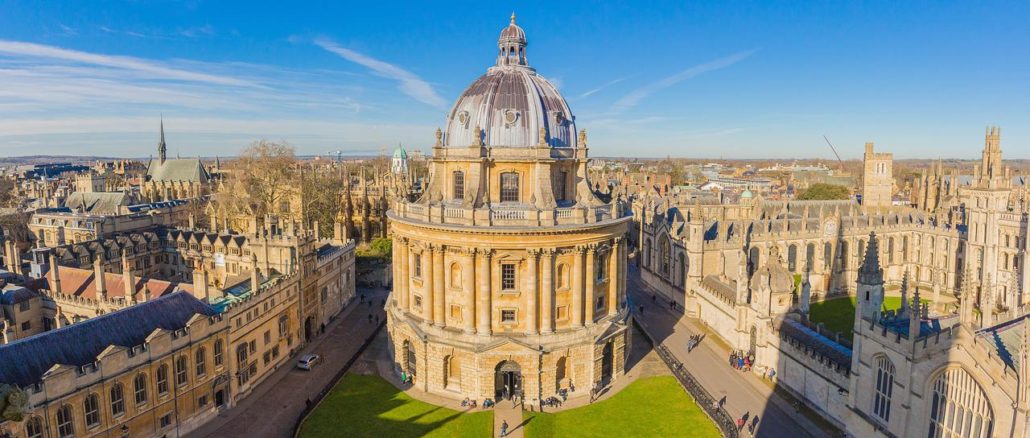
{"left": 522, "top": 376, "right": 720, "bottom": 438}
{"left": 809, "top": 296, "right": 928, "bottom": 340}
{"left": 299, "top": 374, "right": 492, "bottom": 438}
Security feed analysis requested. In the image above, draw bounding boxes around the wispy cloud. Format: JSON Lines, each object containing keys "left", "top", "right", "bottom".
{"left": 579, "top": 77, "right": 629, "bottom": 99}
{"left": 0, "top": 40, "right": 257, "bottom": 87}
{"left": 178, "top": 25, "right": 215, "bottom": 38}
{"left": 314, "top": 38, "right": 446, "bottom": 109}
{"left": 610, "top": 50, "right": 756, "bottom": 113}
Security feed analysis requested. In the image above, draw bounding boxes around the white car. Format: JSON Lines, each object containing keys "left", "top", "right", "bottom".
{"left": 297, "top": 353, "right": 321, "bottom": 370}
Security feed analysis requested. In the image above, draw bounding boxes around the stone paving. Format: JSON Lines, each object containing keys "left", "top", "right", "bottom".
{"left": 187, "top": 288, "right": 388, "bottom": 438}
{"left": 627, "top": 265, "right": 841, "bottom": 438}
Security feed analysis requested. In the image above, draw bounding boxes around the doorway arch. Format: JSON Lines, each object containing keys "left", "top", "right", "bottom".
{"left": 494, "top": 360, "right": 522, "bottom": 400}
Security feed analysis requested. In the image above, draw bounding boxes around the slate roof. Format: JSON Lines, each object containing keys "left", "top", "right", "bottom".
{"left": 0, "top": 292, "right": 217, "bottom": 388}
{"left": 64, "top": 192, "right": 131, "bottom": 215}
{"left": 146, "top": 158, "right": 210, "bottom": 183}
{"left": 978, "top": 315, "right": 1030, "bottom": 370}
{"left": 780, "top": 318, "right": 853, "bottom": 372}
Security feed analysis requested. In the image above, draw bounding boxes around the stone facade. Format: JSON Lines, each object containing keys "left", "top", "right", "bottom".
{"left": 636, "top": 128, "right": 1030, "bottom": 436}
{"left": 386, "top": 15, "right": 631, "bottom": 409}
{"left": 862, "top": 142, "right": 894, "bottom": 210}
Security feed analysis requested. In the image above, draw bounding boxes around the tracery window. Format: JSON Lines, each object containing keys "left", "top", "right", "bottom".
{"left": 927, "top": 368, "right": 993, "bottom": 438}
{"left": 873, "top": 356, "right": 894, "bottom": 422}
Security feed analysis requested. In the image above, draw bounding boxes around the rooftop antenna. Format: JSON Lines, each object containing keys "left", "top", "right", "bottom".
{"left": 822, "top": 135, "right": 845, "bottom": 172}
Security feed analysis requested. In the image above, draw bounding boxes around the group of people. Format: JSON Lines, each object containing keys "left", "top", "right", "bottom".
{"left": 460, "top": 397, "right": 479, "bottom": 408}
{"left": 729, "top": 350, "right": 755, "bottom": 372}
{"left": 687, "top": 333, "right": 705, "bottom": 352}
{"left": 735, "top": 413, "right": 760, "bottom": 434}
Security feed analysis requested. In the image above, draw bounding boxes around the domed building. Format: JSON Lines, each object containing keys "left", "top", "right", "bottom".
{"left": 386, "top": 14, "right": 631, "bottom": 407}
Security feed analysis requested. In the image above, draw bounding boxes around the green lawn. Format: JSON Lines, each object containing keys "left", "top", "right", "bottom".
{"left": 523, "top": 376, "right": 720, "bottom": 438}
{"left": 809, "top": 296, "right": 928, "bottom": 340}
{"left": 299, "top": 374, "right": 492, "bottom": 438}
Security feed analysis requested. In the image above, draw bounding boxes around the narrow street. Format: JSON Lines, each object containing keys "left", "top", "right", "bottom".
{"left": 628, "top": 267, "right": 835, "bottom": 437}
{"left": 187, "top": 288, "right": 388, "bottom": 438}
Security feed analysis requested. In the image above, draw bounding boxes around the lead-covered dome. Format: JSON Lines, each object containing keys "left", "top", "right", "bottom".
{"left": 443, "top": 14, "right": 577, "bottom": 149}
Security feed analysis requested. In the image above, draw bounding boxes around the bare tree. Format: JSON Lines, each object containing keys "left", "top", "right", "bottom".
{"left": 216, "top": 140, "right": 298, "bottom": 219}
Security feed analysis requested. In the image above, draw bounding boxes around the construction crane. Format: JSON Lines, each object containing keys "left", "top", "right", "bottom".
{"left": 822, "top": 135, "right": 845, "bottom": 172}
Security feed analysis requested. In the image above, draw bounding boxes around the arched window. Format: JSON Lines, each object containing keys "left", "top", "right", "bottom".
{"left": 557, "top": 264, "right": 570, "bottom": 289}
{"left": 596, "top": 251, "right": 607, "bottom": 282}
{"left": 403, "top": 340, "right": 416, "bottom": 377}
{"left": 644, "top": 238, "right": 652, "bottom": 268}
{"left": 25, "top": 416, "right": 43, "bottom": 438}
{"left": 823, "top": 242, "right": 832, "bottom": 270}
{"left": 110, "top": 383, "right": 125, "bottom": 416}
{"left": 928, "top": 368, "right": 994, "bottom": 438}
{"left": 196, "top": 347, "right": 207, "bottom": 377}
{"left": 157, "top": 364, "right": 169, "bottom": 395}
{"left": 806, "top": 243, "right": 815, "bottom": 272}
{"left": 902, "top": 236, "right": 910, "bottom": 262}
{"left": 175, "top": 355, "right": 189, "bottom": 388}
{"left": 214, "top": 339, "right": 224, "bottom": 367}
{"left": 788, "top": 245, "right": 798, "bottom": 272}
{"left": 453, "top": 171, "right": 465, "bottom": 200}
{"left": 84, "top": 392, "right": 100, "bottom": 428}
{"left": 660, "top": 239, "right": 671, "bottom": 276}
{"left": 873, "top": 356, "right": 895, "bottom": 422}
{"left": 556, "top": 356, "right": 568, "bottom": 390}
{"left": 500, "top": 172, "right": 519, "bottom": 202}
{"left": 678, "top": 253, "right": 686, "bottom": 286}
{"left": 444, "top": 355, "right": 461, "bottom": 389}
{"left": 450, "top": 263, "right": 462, "bottom": 289}
{"left": 134, "top": 373, "right": 148, "bottom": 405}
{"left": 887, "top": 237, "right": 895, "bottom": 264}
{"left": 56, "top": 404, "right": 74, "bottom": 438}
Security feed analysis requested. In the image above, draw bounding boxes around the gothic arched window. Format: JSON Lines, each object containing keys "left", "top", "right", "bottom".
{"left": 873, "top": 355, "right": 895, "bottom": 422}
{"left": 928, "top": 368, "right": 994, "bottom": 438}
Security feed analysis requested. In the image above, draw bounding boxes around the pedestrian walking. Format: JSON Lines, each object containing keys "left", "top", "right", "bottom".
{"left": 652, "top": 294, "right": 657, "bottom": 303}
{"left": 639, "top": 305, "right": 644, "bottom": 315}
{"left": 500, "top": 420, "right": 509, "bottom": 437}
{"left": 368, "top": 314, "right": 373, "bottom": 324}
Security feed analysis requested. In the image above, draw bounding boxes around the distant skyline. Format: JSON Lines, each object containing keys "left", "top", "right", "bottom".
{"left": 0, "top": 1, "right": 1028, "bottom": 160}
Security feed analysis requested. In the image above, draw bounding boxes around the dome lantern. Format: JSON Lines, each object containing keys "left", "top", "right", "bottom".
{"left": 497, "top": 12, "right": 528, "bottom": 67}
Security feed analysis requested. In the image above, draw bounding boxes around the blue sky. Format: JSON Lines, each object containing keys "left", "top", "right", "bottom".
{"left": 0, "top": 1, "right": 1028, "bottom": 159}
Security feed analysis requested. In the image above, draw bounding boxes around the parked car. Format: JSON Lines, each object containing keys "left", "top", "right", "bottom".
{"left": 297, "top": 353, "right": 321, "bottom": 370}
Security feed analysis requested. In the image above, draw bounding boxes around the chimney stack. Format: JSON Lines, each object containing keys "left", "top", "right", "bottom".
{"left": 48, "top": 251, "right": 61, "bottom": 294}
{"left": 95, "top": 255, "right": 107, "bottom": 300}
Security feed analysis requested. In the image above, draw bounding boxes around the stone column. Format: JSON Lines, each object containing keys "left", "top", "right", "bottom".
{"left": 433, "top": 246, "right": 445, "bottom": 327}
{"left": 462, "top": 250, "right": 476, "bottom": 334}
{"left": 609, "top": 239, "right": 621, "bottom": 316}
{"left": 407, "top": 245, "right": 417, "bottom": 314}
{"left": 423, "top": 247, "right": 434, "bottom": 323}
{"left": 571, "top": 246, "right": 585, "bottom": 327}
{"left": 476, "top": 250, "right": 492, "bottom": 335}
{"left": 541, "top": 249, "right": 555, "bottom": 333}
{"left": 585, "top": 245, "right": 596, "bottom": 325}
{"left": 525, "top": 249, "right": 539, "bottom": 335}
{"left": 397, "top": 238, "right": 409, "bottom": 311}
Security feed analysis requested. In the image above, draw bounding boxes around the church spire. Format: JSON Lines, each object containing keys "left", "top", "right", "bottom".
{"left": 158, "top": 117, "right": 167, "bottom": 164}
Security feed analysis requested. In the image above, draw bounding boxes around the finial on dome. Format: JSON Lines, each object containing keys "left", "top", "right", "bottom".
{"left": 511, "top": 11, "right": 516, "bottom": 24}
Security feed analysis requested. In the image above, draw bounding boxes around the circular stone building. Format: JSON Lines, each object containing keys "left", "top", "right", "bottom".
{"left": 386, "top": 15, "right": 631, "bottom": 407}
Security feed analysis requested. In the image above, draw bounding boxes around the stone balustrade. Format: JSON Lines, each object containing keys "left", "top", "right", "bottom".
{"left": 391, "top": 201, "right": 622, "bottom": 228}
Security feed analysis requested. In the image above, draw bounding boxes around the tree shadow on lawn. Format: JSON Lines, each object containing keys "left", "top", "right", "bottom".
{"left": 300, "top": 374, "right": 491, "bottom": 438}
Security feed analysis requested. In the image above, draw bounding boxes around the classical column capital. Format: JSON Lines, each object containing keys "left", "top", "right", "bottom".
{"left": 541, "top": 248, "right": 558, "bottom": 256}
{"left": 526, "top": 248, "right": 541, "bottom": 257}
